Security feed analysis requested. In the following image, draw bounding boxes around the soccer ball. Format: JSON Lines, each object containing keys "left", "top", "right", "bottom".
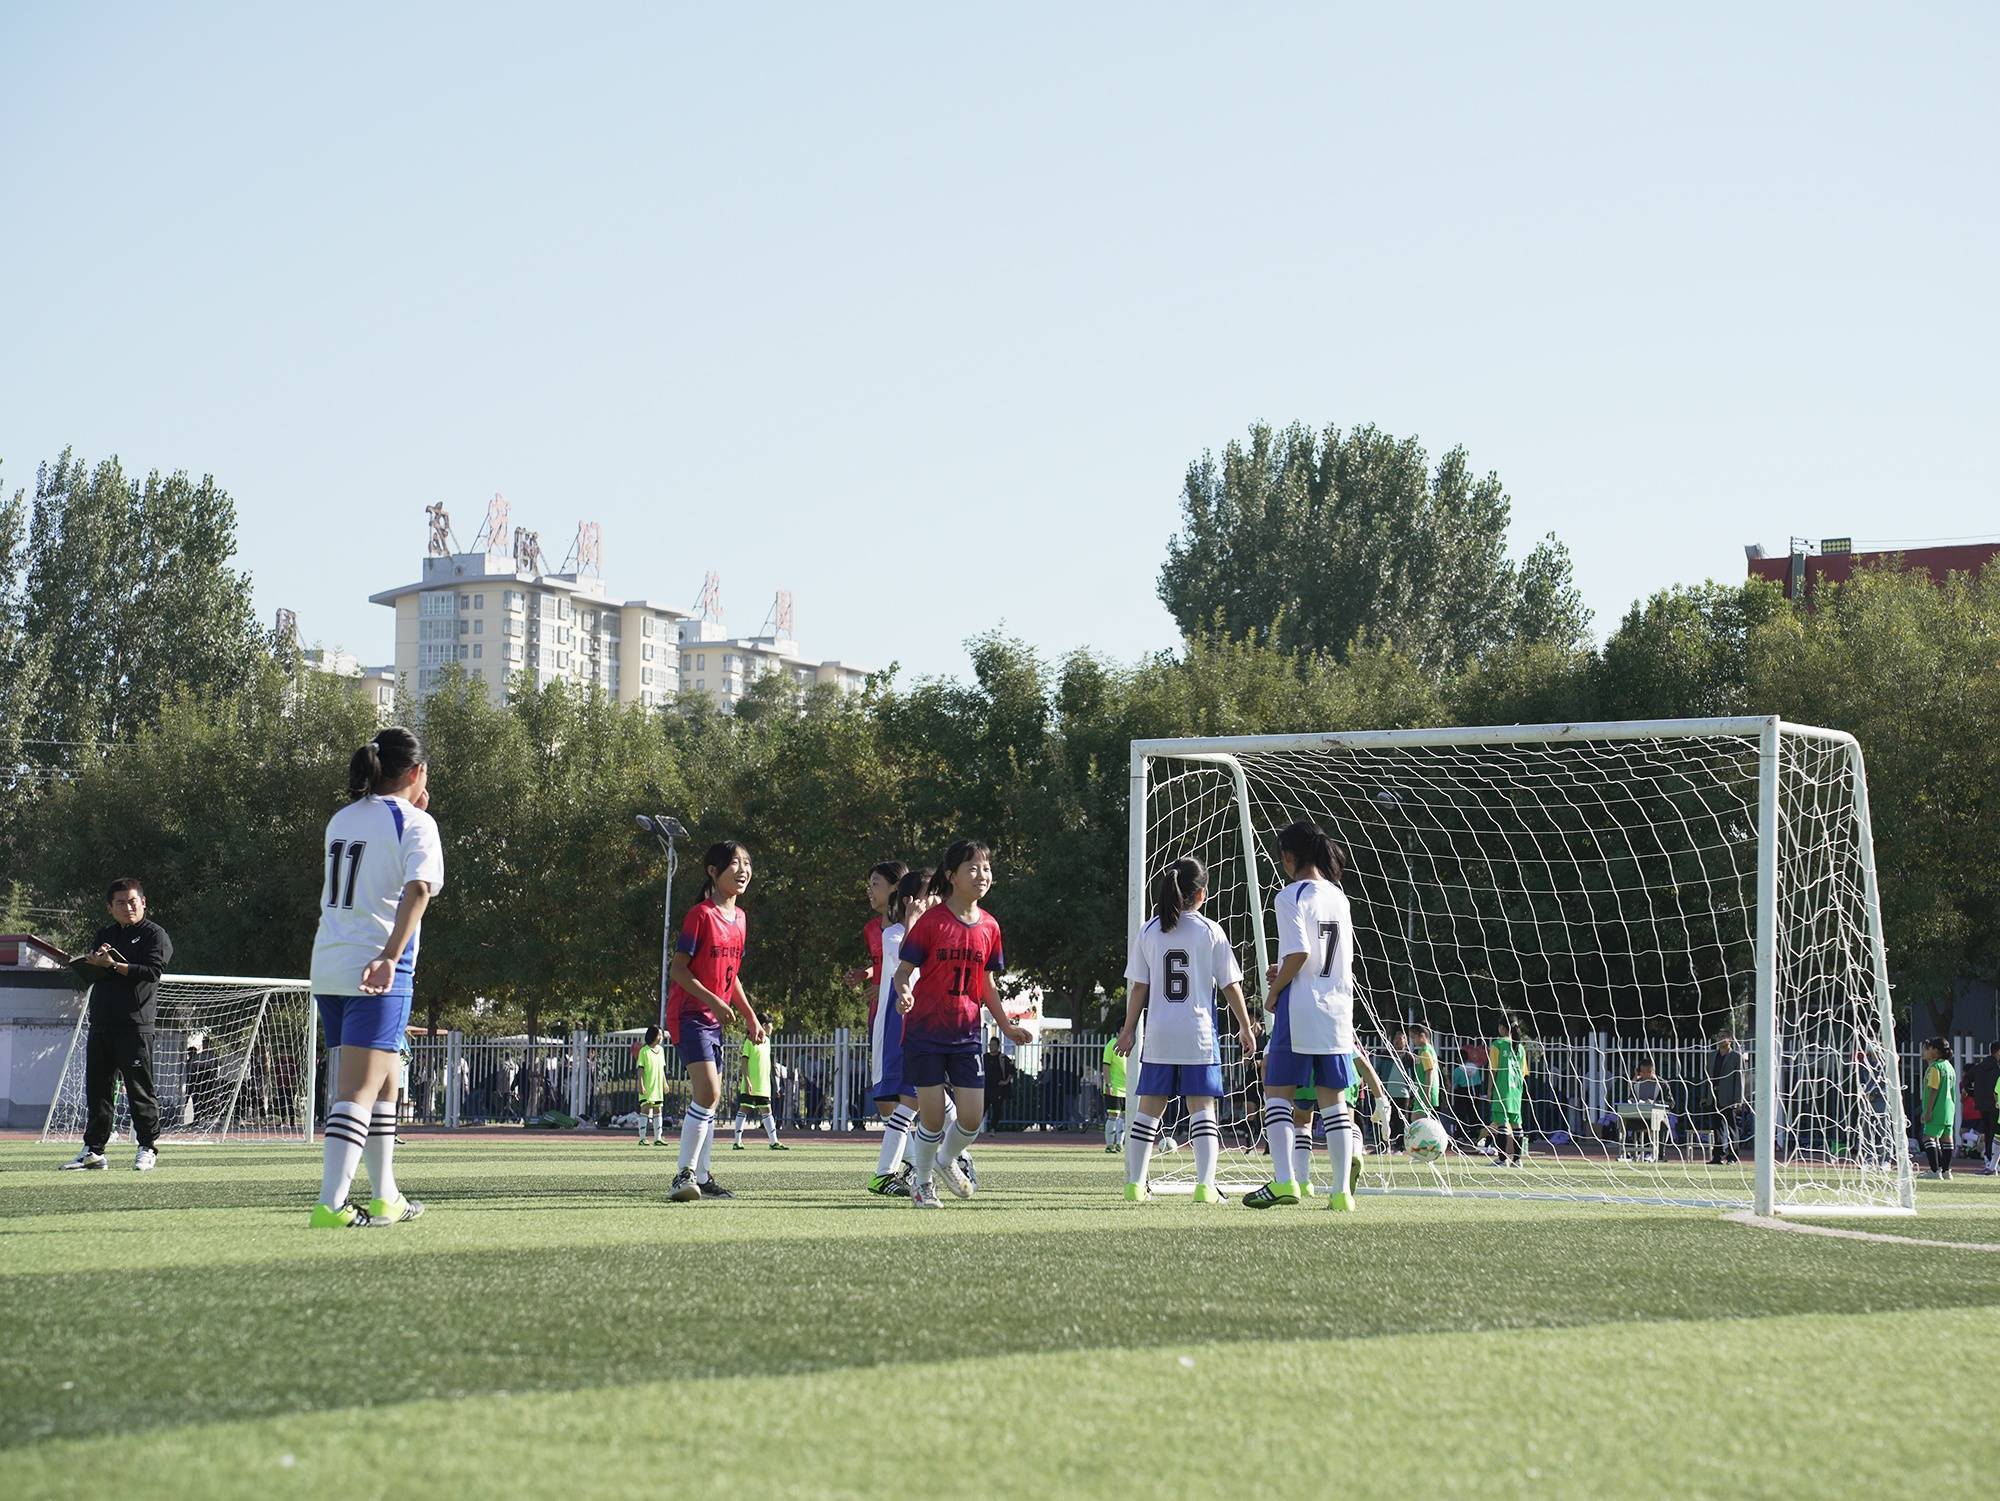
{"left": 1407, "top": 1118, "right": 1449, "bottom": 1165}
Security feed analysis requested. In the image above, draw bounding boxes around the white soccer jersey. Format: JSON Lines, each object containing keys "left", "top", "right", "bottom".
{"left": 871, "top": 920, "right": 907, "bottom": 1077}
{"left": 1124, "top": 911, "right": 1243, "bottom": 1065}
{"left": 309, "top": 795, "right": 446, "bottom": 996}
{"left": 1274, "top": 878, "right": 1354, "bottom": 1054}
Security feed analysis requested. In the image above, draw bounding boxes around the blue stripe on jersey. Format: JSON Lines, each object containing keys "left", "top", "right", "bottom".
{"left": 387, "top": 798, "right": 406, "bottom": 840}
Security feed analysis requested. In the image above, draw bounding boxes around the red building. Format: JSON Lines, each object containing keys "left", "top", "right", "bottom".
{"left": 1746, "top": 537, "right": 2000, "bottom": 601}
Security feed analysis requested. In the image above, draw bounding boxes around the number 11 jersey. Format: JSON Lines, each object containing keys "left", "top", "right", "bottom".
{"left": 1273, "top": 878, "right": 1354, "bottom": 1055}
{"left": 309, "top": 794, "right": 446, "bottom": 997}
{"left": 1124, "top": 911, "right": 1243, "bottom": 1065}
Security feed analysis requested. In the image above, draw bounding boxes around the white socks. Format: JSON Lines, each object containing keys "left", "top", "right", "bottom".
{"left": 733, "top": 1112, "right": 747, "bottom": 1146}
{"left": 1324, "top": 1104, "right": 1355, "bottom": 1195}
{"left": 942, "top": 1112, "right": 981, "bottom": 1167}
{"left": 320, "top": 1101, "right": 368, "bottom": 1209}
{"left": 696, "top": 1114, "right": 716, "bottom": 1180}
{"left": 678, "top": 1102, "right": 715, "bottom": 1173}
{"left": 1292, "top": 1117, "right": 1314, "bottom": 1188}
{"left": 1126, "top": 1110, "right": 1161, "bottom": 1186}
{"left": 1264, "top": 1098, "right": 1297, "bottom": 1185}
{"left": 1105, "top": 1112, "right": 1122, "bottom": 1147}
{"left": 1189, "top": 1106, "right": 1219, "bottom": 1186}
{"left": 763, "top": 1111, "right": 780, "bottom": 1145}
{"left": 365, "top": 1102, "right": 398, "bottom": 1203}
{"left": 910, "top": 1123, "right": 943, "bottom": 1187}
{"left": 877, "top": 1104, "right": 916, "bottom": 1175}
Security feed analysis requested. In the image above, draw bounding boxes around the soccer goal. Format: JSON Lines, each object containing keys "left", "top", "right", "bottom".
{"left": 1130, "top": 717, "right": 1915, "bottom": 1216}
{"left": 42, "top": 975, "right": 317, "bottom": 1145}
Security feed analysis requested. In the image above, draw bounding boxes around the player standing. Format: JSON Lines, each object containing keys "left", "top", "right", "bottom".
{"left": 666, "top": 840, "right": 767, "bottom": 1203}
{"left": 1115, "top": 856, "right": 1256, "bottom": 1202}
{"left": 847, "top": 861, "right": 908, "bottom": 1003}
{"left": 1488, "top": 1020, "right": 1528, "bottom": 1167}
{"left": 892, "top": 840, "right": 1032, "bottom": 1209}
{"left": 867, "top": 870, "right": 931, "bottom": 1193}
{"left": 633, "top": 1025, "right": 666, "bottom": 1144}
{"left": 308, "top": 727, "right": 443, "bottom": 1228}
{"left": 1101, "top": 1034, "right": 1127, "bottom": 1153}
{"left": 1245, "top": 821, "right": 1359, "bottom": 1213}
{"left": 1920, "top": 1036, "right": 1959, "bottom": 1180}
{"left": 732, "top": 1031, "right": 787, "bottom": 1150}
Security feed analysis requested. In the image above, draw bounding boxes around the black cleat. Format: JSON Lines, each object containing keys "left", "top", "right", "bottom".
{"left": 697, "top": 1177, "right": 735, "bottom": 1199}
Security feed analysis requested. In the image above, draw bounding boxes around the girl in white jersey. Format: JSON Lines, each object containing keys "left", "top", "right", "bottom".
{"left": 1115, "top": 856, "right": 1257, "bottom": 1203}
{"left": 308, "top": 727, "right": 445, "bottom": 1228}
{"left": 1245, "top": 820, "right": 1359, "bottom": 1213}
{"left": 867, "top": 869, "right": 934, "bottom": 1194}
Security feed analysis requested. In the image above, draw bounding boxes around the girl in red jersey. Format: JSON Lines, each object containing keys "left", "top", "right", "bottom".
{"left": 845, "top": 860, "right": 908, "bottom": 1002}
{"left": 892, "top": 839, "right": 1032, "bottom": 1209}
{"left": 666, "top": 840, "right": 767, "bottom": 1203}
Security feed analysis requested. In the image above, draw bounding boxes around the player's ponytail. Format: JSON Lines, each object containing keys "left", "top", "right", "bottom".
{"left": 888, "top": 868, "right": 929, "bottom": 928}
{"left": 1152, "top": 856, "right": 1206, "bottom": 932}
{"left": 348, "top": 726, "right": 425, "bottom": 801}
{"left": 927, "top": 839, "right": 991, "bottom": 900}
{"left": 699, "top": 839, "right": 747, "bottom": 900}
{"left": 1277, "top": 819, "right": 1343, "bottom": 885}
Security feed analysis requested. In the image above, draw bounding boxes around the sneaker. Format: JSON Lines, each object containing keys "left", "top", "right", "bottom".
{"left": 669, "top": 1168, "right": 702, "bottom": 1202}
{"left": 697, "top": 1177, "right": 735, "bottom": 1199}
{"left": 1123, "top": 1181, "right": 1150, "bottom": 1202}
{"left": 910, "top": 1179, "right": 943, "bottom": 1209}
{"left": 1941, "top": 1168, "right": 1953, "bottom": 1181}
{"left": 884, "top": 1174, "right": 912, "bottom": 1198}
{"left": 731, "top": 1141, "right": 745, "bottom": 1151}
{"left": 1192, "top": 1182, "right": 1220, "bottom": 1204}
{"left": 868, "top": 1172, "right": 900, "bottom": 1195}
{"left": 956, "top": 1153, "right": 978, "bottom": 1193}
{"left": 1299, "top": 1180, "right": 1317, "bottom": 1199}
{"left": 1103, "top": 1143, "right": 1119, "bottom": 1153}
{"left": 1327, "top": 1189, "right": 1356, "bottom": 1213}
{"left": 935, "top": 1155, "right": 973, "bottom": 1199}
{"left": 133, "top": 1148, "right": 157, "bottom": 1172}
{"left": 1349, "top": 1154, "right": 1364, "bottom": 1195}
{"left": 309, "top": 1202, "right": 372, "bottom": 1228}
{"left": 768, "top": 1141, "right": 791, "bottom": 1151}
{"left": 367, "top": 1195, "right": 425, "bottom": 1224}
{"left": 1242, "top": 1181, "right": 1301, "bottom": 1209}
{"left": 1979, "top": 1164, "right": 1998, "bottom": 1176}
{"left": 60, "top": 1150, "right": 107, "bottom": 1171}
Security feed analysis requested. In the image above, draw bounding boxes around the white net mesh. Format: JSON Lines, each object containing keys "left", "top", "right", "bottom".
{"left": 42, "top": 976, "right": 315, "bottom": 1144}
{"left": 1135, "top": 722, "right": 1914, "bottom": 1212}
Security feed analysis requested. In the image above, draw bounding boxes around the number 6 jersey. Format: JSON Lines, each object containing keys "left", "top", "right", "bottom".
{"left": 1124, "top": 911, "right": 1243, "bottom": 1065}
{"left": 309, "top": 794, "right": 446, "bottom": 997}
{"left": 1273, "top": 877, "right": 1354, "bottom": 1055}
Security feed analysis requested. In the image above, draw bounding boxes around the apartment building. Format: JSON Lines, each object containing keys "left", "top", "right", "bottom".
{"left": 301, "top": 645, "right": 398, "bottom": 721}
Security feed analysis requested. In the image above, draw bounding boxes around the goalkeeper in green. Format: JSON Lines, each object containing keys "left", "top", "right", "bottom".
{"left": 1920, "top": 1037, "right": 1958, "bottom": 1180}
{"left": 1487, "top": 1020, "right": 1527, "bottom": 1167}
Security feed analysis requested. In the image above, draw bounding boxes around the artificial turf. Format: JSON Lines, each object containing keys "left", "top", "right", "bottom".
{"left": 3, "top": 1137, "right": 1997, "bottom": 1500}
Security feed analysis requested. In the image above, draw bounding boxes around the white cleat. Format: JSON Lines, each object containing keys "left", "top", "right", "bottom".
{"left": 910, "top": 1179, "right": 944, "bottom": 1209}
{"left": 935, "top": 1155, "right": 973, "bottom": 1199}
{"left": 133, "top": 1148, "right": 158, "bottom": 1172}
{"left": 60, "top": 1150, "right": 108, "bottom": 1171}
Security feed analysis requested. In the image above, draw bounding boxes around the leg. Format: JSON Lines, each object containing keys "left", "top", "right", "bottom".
{"left": 115, "top": 1032, "right": 161, "bottom": 1152}
{"left": 1265, "top": 1086, "right": 1299, "bottom": 1187}
{"left": 763, "top": 1102, "right": 781, "bottom": 1145}
{"left": 320, "top": 1044, "right": 398, "bottom": 1212}
{"left": 82, "top": 1024, "right": 119, "bottom": 1154}
{"left": 909, "top": 1083, "right": 949, "bottom": 1188}
{"left": 677, "top": 1060, "right": 721, "bottom": 1176}
{"left": 1292, "top": 1108, "right": 1316, "bottom": 1190}
{"left": 1127, "top": 1091, "right": 1170, "bottom": 1191}
{"left": 873, "top": 1097, "right": 915, "bottom": 1180}
{"left": 941, "top": 1085, "right": 985, "bottom": 1178}
{"left": 1186, "top": 1095, "right": 1220, "bottom": 1189}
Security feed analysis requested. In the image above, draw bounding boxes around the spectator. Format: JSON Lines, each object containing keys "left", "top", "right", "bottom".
{"left": 1705, "top": 1030, "right": 1745, "bottom": 1165}
{"left": 60, "top": 877, "right": 174, "bottom": 1172}
{"left": 1966, "top": 1040, "right": 2000, "bottom": 1176}
{"left": 985, "top": 1036, "right": 1016, "bottom": 1131}
{"left": 1619, "top": 1055, "right": 1666, "bottom": 1163}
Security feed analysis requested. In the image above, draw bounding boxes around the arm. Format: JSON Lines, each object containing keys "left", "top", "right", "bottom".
{"left": 1267, "top": 951, "right": 1308, "bottom": 996}
{"left": 667, "top": 950, "right": 735, "bottom": 1018}
{"left": 982, "top": 986, "right": 1031, "bottom": 1045}
{"left": 892, "top": 959, "right": 918, "bottom": 1013}
{"left": 731, "top": 975, "right": 766, "bottom": 1044}
{"left": 1220, "top": 981, "right": 1256, "bottom": 1056}
{"left": 360, "top": 881, "right": 432, "bottom": 995}
{"left": 1116, "top": 983, "right": 1147, "bottom": 1056}
{"left": 1350, "top": 1049, "right": 1386, "bottom": 1097}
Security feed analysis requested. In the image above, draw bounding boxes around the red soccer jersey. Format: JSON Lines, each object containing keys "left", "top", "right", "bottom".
{"left": 898, "top": 904, "right": 1005, "bottom": 1045}
{"left": 863, "top": 916, "right": 885, "bottom": 1025}
{"left": 665, "top": 898, "right": 746, "bottom": 1041}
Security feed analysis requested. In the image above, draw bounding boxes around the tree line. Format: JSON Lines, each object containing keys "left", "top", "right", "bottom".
{"left": 4, "top": 433, "right": 1996, "bottom": 1040}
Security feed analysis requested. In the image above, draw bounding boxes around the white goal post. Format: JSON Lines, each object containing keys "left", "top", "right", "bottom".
{"left": 1129, "top": 716, "right": 1915, "bottom": 1216}
{"left": 42, "top": 974, "right": 317, "bottom": 1145}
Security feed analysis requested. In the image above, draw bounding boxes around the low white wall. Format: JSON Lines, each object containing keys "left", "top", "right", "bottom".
{"left": 0, "top": 974, "right": 86, "bottom": 1129}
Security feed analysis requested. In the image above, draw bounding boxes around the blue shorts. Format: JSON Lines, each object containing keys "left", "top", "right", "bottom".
{"left": 1266, "top": 1038, "right": 1354, "bottom": 1094}
{"left": 317, "top": 993, "right": 412, "bottom": 1052}
{"left": 1136, "top": 1060, "right": 1225, "bottom": 1100}
{"left": 676, "top": 1021, "right": 724, "bottom": 1067}
{"left": 904, "top": 1048, "right": 984, "bottom": 1090}
{"left": 871, "top": 1060, "right": 906, "bottom": 1102}
{"left": 871, "top": 1007, "right": 906, "bottom": 1101}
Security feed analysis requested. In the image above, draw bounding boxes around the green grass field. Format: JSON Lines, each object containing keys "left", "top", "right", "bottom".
{"left": 5, "top": 1137, "right": 1998, "bottom": 1500}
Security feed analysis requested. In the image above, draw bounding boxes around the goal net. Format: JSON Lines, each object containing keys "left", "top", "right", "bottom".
{"left": 42, "top": 975, "right": 316, "bottom": 1144}
{"left": 1131, "top": 717, "right": 1914, "bottom": 1215}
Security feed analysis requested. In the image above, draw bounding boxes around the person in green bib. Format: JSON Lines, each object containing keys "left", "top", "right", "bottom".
{"left": 633, "top": 1025, "right": 667, "bottom": 1145}
{"left": 1488, "top": 1020, "right": 1528, "bottom": 1167}
{"left": 1410, "top": 1024, "right": 1440, "bottom": 1119}
{"left": 1102, "top": 1035, "right": 1127, "bottom": 1153}
{"left": 732, "top": 1033, "right": 788, "bottom": 1150}
{"left": 1920, "top": 1036, "right": 1958, "bottom": 1180}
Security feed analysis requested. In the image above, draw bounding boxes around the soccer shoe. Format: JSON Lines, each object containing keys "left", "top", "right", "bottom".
{"left": 1327, "top": 1189, "right": 1356, "bottom": 1212}
{"left": 1103, "top": 1143, "right": 1119, "bottom": 1153}
{"left": 935, "top": 1155, "right": 973, "bottom": 1199}
{"left": 1242, "top": 1181, "right": 1301, "bottom": 1209}
{"left": 309, "top": 1202, "right": 372, "bottom": 1229}
{"left": 1123, "top": 1182, "right": 1150, "bottom": 1202}
{"left": 367, "top": 1195, "right": 425, "bottom": 1224}
{"left": 669, "top": 1168, "right": 702, "bottom": 1202}
{"left": 910, "top": 1179, "right": 943, "bottom": 1209}
{"left": 60, "top": 1150, "right": 108, "bottom": 1171}
{"left": 1349, "top": 1155, "right": 1364, "bottom": 1195}
{"left": 1192, "top": 1183, "right": 1221, "bottom": 1204}
{"left": 698, "top": 1177, "right": 736, "bottom": 1199}
{"left": 957, "top": 1153, "right": 978, "bottom": 1193}
{"left": 868, "top": 1172, "right": 900, "bottom": 1195}
{"left": 731, "top": 1141, "right": 746, "bottom": 1151}
{"left": 768, "top": 1141, "right": 791, "bottom": 1151}
{"left": 1299, "top": 1180, "right": 1317, "bottom": 1199}
{"left": 133, "top": 1148, "right": 157, "bottom": 1172}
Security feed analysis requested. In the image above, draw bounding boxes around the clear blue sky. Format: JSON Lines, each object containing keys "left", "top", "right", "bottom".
{"left": 3, "top": 4, "right": 1994, "bottom": 683}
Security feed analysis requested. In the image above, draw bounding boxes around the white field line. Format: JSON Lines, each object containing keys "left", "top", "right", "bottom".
{"left": 1725, "top": 1210, "right": 2000, "bottom": 1252}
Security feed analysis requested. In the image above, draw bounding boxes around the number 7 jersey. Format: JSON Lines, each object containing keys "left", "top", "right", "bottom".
{"left": 1124, "top": 912, "right": 1243, "bottom": 1065}
{"left": 309, "top": 794, "right": 446, "bottom": 997}
{"left": 1273, "top": 878, "right": 1354, "bottom": 1055}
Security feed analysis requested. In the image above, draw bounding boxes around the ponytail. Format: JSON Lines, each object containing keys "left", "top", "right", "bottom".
{"left": 699, "top": 840, "right": 747, "bottom": 900}
{"left": 1152, "top": 855, "right": 1206, "bottom": 932}
{"left": 1277, "top": 819, "right": 1343, "bottom": 885}
{"left": 928, "top": 839, "right": 992, "bottom": 900}
{"left": 348, "top": 726, "right": 424, "bottom": 801}
{"left": 887, "top": 868, "right": 929, "bottom": 927}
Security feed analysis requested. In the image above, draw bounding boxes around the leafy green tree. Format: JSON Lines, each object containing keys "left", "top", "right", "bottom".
{"left": 1594, "top": 579, "right": 1786, "bottom": 722}
{"left": 0, "top": 468, "right": 53, "bottom": 856}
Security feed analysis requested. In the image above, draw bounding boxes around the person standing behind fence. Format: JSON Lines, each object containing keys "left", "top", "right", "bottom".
{"left": 733, "top": 1032, "right": 787, "bottom": 1150}
{"left": 308, "top": 727, "right": 443, "bottom": 1228}
{"left": 1919, "top": 1037, "right": 1959, "bottom": 1180}
{"left": 1705, "top": 1030, "right": 1745, "bottom": 1166}
{"left": 1487, "top": 1020, "right": 1527, "bottom": 1168}
{"left": 1101, "top": 1033, "right": 1126, "bottom": 1152}
{"left": 61, "top": 878, "right": 174, "bottom": 1172}
{"left": 1967, "top": 1040, "right": 2000, "bottom": 1176}
{"left": 985, "top": 1035, "right": 1016, "bottom": 1130}
{"left": 633, "top": 1026, "right": 667, "bottom": 1144}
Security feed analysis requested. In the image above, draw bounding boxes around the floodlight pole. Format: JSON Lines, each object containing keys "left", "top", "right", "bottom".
{"left": 656, "top": 830, "right": 679, "bottom": 1033}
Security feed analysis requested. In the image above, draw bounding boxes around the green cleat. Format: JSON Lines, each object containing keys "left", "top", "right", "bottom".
{"left": 1300, "top": 1180, "right": 1317, "bottom": 1198}
{"left": 1123, "top": 1181, "right": 1150, "bottom": 1202}
{"left": 768, "top": 1141, "right": 791, "bottom": 1151}
{"left": 309, "top": 1202, "right": 371, "bottom": 1229}
{"left": 1242, "top": 1180, "right": 1301, "bottom": 1209}
{"left": 367, "top": 1195, "right": 425, "bottom": 1225}
{"left": 1192, "top": 1182, "right": 1221, "bottom": 1204}
{"left": 1327, "top": 1190, "right": 1356, "bottom": 1213}
{"left": 1349, "top": 1154, "right": 1364, "bottom": 1195}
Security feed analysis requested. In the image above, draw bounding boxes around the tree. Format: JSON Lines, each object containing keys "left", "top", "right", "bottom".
{"left": 1158, "top": 423, "right": 1590, "bottom": 672}
{"left": 0, "top": 467, "right": 53, "bottom": 857}
{"left": 1594, "top": 579, "right": 1787, "bottom": 722}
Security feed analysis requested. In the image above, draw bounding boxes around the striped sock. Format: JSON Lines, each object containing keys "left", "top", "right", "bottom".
{"left": 1126, "top": 1110, "right": 1161, "bottom": 1187}
{"left": 1189, "top": 1106, "right": 1220, "bottom": 1186}
{"left": 877, "top": 1104, "right": 916, "bottom": 1175}
{"left": 319, "top": 1101, "right": 369, "bottom": 1209}
{"left": 364, "top": 1102, "right": 398, "bottom": 1202}
{"left": 1264, "top": 1098, "right": 1297, "bottom": 1187}
{"left": 677, "top": 1102, "right": 715, "bottom": 1173}
{"left": 1323, "top": 1105, "right": 1354, "bottom": 1194}
{"left": 941, "top": 1112, "right": 980, "bottom": 1168}
{"left": 910, "top": 1124, "right": 944, "bottom": 1187}
{"left": 1293, "top": 1119, "right": 1314, "bottom": 1188}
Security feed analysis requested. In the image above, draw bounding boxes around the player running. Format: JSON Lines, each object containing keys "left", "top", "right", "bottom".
{"left": 308, "top": 727, "right": 443, "bottom": 1228}
{"left": 666, "top": 840, "right": 767, "bottom": 1203}
{"left": 1115, "top": 856, "right": 1257, "bottom": 1203}
{"left": 1245, "top": 820, "right": 1360, "bottom": 1213}
{"left": 892, "top": 840, "right": 1032, "bottom": 1209}
{"left": 867, "top": 870, "right": 931, "bottom": 1194}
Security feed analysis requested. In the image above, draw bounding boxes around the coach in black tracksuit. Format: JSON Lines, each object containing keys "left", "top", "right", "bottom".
{"left": 64, "top": 877, "right": 174, "bottom": 1168}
